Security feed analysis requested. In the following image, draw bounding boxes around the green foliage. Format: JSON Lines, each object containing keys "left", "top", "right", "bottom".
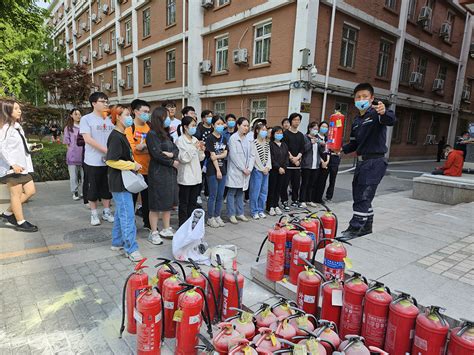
{"left": 31, "top": 142, "right": 69, "bottom": 182}
{"left": 21, "top": 103, "right": 66, "bottom": 141}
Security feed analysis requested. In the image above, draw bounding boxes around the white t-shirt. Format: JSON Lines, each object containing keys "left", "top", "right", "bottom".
{"left": 169, "top": 118, "right": 181, "bottom": 142}
{"left": 79, "top": 112, "right": 115, "bottom": 166}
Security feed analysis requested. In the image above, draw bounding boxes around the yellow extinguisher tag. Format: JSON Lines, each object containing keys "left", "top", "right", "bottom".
{"left": 270, "top": 333, "right": 277, "bottom": 346}
{"left": 343, "top": 257, "right": 353, "bottom": 269}
{"left": 173, "top": 309, "right": 183, "bottom": 322}
{"left": 150, "top": 276, "right": 158, "bottom": 287}
{"left": 191, "top": 268, "right": 200, "bottom": 279}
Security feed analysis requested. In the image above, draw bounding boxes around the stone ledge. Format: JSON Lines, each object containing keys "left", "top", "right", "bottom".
{"left": 413, "top": 173, "right": 474, "bottom": 205}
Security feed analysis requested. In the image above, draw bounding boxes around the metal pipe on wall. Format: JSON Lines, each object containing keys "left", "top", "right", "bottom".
{"left": 182, "top": 0, "right": 186, "bottom": 108}
{"left": 321, "top": 0, "right": 337, "bottom": 120}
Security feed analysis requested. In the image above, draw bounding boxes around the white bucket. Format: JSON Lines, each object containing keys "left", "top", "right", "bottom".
{"left": 205, "top": 244, "right": 238, "bottom": 269}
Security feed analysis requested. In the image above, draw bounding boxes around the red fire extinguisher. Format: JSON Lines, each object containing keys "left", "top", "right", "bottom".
{"left": 256, "top": 222, "right": 287, "bottom": 282}
{"left": 254, "top": 303, "right": 278, "bottom": 328}
{"left": 283, "top": 221, "right": 305, "bottom": 276}
{"left": 321, "top": 278, "right": 344, "bottom": 327}
{"left": 384, "top": 292, "right": 419, "bottom": 355}
{"left": 207, "top": 254, "right": 224, "bottom": 323}
{"left": 327, "top": 111, "right": 345, "bottom": 151}
{"left": 316, "top": 319, "right": 342, "bottom": 354}
{"left": 296, "top": 256, "right": 326, "bottom": 317}
{"left": 411, "top": 305, "right": 449, "bottom": 355}
{"left": 312, "top": 237, "right": 351, "bottom": 282}
{"left": 221, "top": 268, "right": 244, "bottom": 319}
{"left": 338, "top": 335, "right": 370, "bottom": 354}
{"left": 155, "top": 258, "right": 187, "bottom": 292}
{"left": 269, "top": 315, "right": 298, "bottom": 342}
{"left": 287, "top": 308, "right": 318, "bottom": 336}
{"left": 360, "top": 281, "right": 392, "bottom": 349}
{"left": 319, "top": 211, "right": 338, "bottom": 248}
{"left": 161, "top": 263, "right": 184, "bottom": 339}
{"left": 212, "top": 322, "right": 241, "bottom": 355}
{"left": 271, "top": 297, "right": 298, "bottom": 318}
{"left": 253, "top": 327, "right": 282, "bottom": 352}
{"left": 339, "top": 272, "right": 369, "bottom": 340}
{"left": 228, "top": 338, "right": 258, "bottom": 355}
{"left": 294, "top": 328, "right": 333, "bottom": 354}
{"left": 135, "top": 286, "right": 164, "bottom": 355}
{"left": 225, "top": 307, "right": 256, "bottom": 340}
{"left": 120, "top": 258, "right": 149, "bottom": 337}
{"left": 447, "top": 319, "right": 474, "bottom": 355}
{"left": 289, "top": 231, "right": 317, "bottom": 285}
{"left": 175, "top": 283, "right": 213, "bottom": 355}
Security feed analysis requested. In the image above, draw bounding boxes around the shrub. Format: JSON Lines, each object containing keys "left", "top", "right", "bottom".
{"left": 31, "top": 143, "right": 69, "bottom": 182}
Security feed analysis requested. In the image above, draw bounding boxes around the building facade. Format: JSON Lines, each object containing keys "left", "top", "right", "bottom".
{"left": 49, "top": 0, "right": 474, "bottom": 159}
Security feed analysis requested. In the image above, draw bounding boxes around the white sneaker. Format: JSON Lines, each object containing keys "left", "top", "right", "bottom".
{"left": 110, "top": 245, "right": 123, "bottom": 251}
{"left": 197, "top": 196, "right": 203, "bottom": 205}
{"left": 269, "top": 208, "right": 276, "bottom": 216}
{"left": 72, "top": 192, "right": 80, "bottom": 201}
{"left": 148, "top": 231, "right": 163, "bottom": 245}
{"left": 237, "top": 215, "right": 249, "bottom": 222}
{"left": 215, "top": 216, "right": 226, "bottom": 227}
{"left": 300, "top": 202, "right": 307, "bottom": 208}
{"left": 207, "top": 217, "right": 219, "bottom": 228}
{"left": 259, "top": 212, "right": 266, "bottom": 219}
{"left": 275, "top": 207, "right": 283, "bottom": 215}
{"left": 159, "top": 227, "right": 174, "bottom": 239}
{"left": 229, "top": 216, "right": 238, "bottom": 224}
{"left": 252, "top": 214, "right": 260, "bottom": 220}
{"left": 128, "top": 250, "right": 144, "bottom": 262}
{"left": 309, "top": 202, "right": 317, "bottom": 207}
{"left": 102, "top": 210, "right": 114, "bottom": 223}
{"left": 91, "top": 214, "right": 101, "bottom": 226}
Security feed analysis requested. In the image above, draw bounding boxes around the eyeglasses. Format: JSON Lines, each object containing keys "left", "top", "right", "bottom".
{"left": 97, "top": 100, "right": 109, "bottom": 104}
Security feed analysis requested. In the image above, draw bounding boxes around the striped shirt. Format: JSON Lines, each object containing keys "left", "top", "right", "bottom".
{"left": 254, "top": 139, "right": 270, "bottom": 171}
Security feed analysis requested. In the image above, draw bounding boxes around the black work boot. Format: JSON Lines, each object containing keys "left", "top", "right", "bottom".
{"left": 341, "top": 225, "right": 362, "bottom": 240}
{"left": 359, "top": 222, "right": 373, "bottom": 236}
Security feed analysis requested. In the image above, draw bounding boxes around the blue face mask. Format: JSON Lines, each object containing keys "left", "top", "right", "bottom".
{"left": 215, "top": 125, "right": 225, "bottom": 134}
{"left": 164, "top": 116, "right": 171, "bottom": 128}
{"left": 206, "top": 117, "right": 213, "bottom": 125}
{"left": 139, "top": 112, "right": 150, "bottom": 122}
{"left": 311, "top": 129, "right": 319, "bottom": 136}
{"left": 259, "top": 131, "right": 268, "bottom": 139}
{"left": 227, "top": 121, "right": 236, "bottom": 128}
{"left": 320, "top": 127, "right": 328, "bottom": 134}
{"left": 275, "top": 133, "right": 284, "bottom": 141}
{"left": 188, "top": 126, "right": 197, "bottom": 136}
{"left": 355, "top": 99, "right": 370, "bottom": 111}
{"left": 124, "top": 116, "right": 133, "bottom": 128}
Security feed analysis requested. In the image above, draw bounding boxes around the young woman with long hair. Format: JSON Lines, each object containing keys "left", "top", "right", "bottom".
{"left": 267, "top": 126, "right": 288, "bottom": 216}
{"left": 63, "top": 108, "right": 84, "bottom": 201}
{"left": 0, "top": 99, "right": 38, "bottom": 232}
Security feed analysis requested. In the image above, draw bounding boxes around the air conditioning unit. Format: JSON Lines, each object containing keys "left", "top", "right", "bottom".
{"left": 82, "top": 55, "right": 89, "bottom": 64}
{"left": 462, "top": 85, "right": 471, "bottom": 102}
{"left": 81, "top": 22, "right": 88, "bottom": 30}
{"left": 59, "top": 39, "right": 64, "bottom": 46}
{"left": 233, "top": 48, "right": 248, "bottom": 65}
{"left": 104, "top": 83, "right": 112, "bottom": 91}
{"left": 432, "top": 78, "right": 444, "bottom": 91}
{"left": 199, "top": 60, "right": 212, "bottom": 74}
{"left": 102, "top": 4, "right": 109, "bottom": 14}
{"left": 103, "top": 43, "right": 110, "bottom": 53}
{"left": 201, "top": 0, "right": 214, "bottom": 9}
{"left": 91, "top": 13, "right": 98, "bottom": 23}
{"left": 117, "top": 37, "right": 125, "bottom": 46}
{"left": 409, "top": 72, "right": 423, "bottom": 86}
{"left": 418, "top": 6, "right": 432, "bottom": 23}
{"left": 92, "top": 50, "right": 98, "bottom": 58}
{"left": 439, "top": 22, "right": 451, "bottom": 39}
{"left": 118, "top": 79, "right": 126, "bottom": 87}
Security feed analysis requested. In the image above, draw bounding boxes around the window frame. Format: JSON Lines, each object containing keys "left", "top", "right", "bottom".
{"left": 125, "top": 19, "right": 132, "bottom": 46}
{"left": 110, "top": 0, "right": 115, "bottom": 13}
{"left": 436, "top": 65, "right": 447, "bottom": 81}
{"left": 214, "top": 101, "right": 226, "bottom": 117}
{"left": 406, "top": 111, "right": 419, "bottom": 144}
{"left": 166, "top": 49, "right": 176, "bottom": 81}
{"left": 376, "top": 39, "right": 392, "bottom": 78}
{"left": 340, "top": 24, "right": 358, "bottom": 69}
{"left": 391, "top": 117, "right": 403, "bottom": 143}
{"left": 218, "top": 0, "right": 230, "bottom": 6}
{"left": 166, "top": 0, "right": 176, "bottom": 27}
{"left": 250, "top": 98, "right": 267, "bottom": 120}
{"left": 111, "top": 68, "right": 117, "bottom": 92}
{"left": 110, "top": 29, "right": 116, "bottom": 53}
{"left": 143, "top": 57, "right": 152, "bottom": 86}
{"left": 253, "top": 21, "right": 272, "bottom": 65}
{"left": 126, "top": 64, "right": 133, "bottom": 89}
{"left": 407, "top": 0, "right": 417, "bottom": 21}
{"left": 143, "top": 7, "right": 151, "bottom": 38}
{"left": 98, "top": 73, "right": 105, "bottom": 92}
{"left": 215, "top": 35, "right": 229, "bottom": 73}
{"left": 416, "top": 56, "right": 428, "bottom": 87}
{"left": 400, "top": 49, "right": 412, "bottom": 84}
{"left": 384, "top": 0, "right": 397, "bottom": 10}
{"left": 97, "top": 37, "right": 103, "bottom": 58}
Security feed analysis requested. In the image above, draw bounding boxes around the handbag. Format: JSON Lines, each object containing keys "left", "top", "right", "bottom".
{"left": 121, "top": 170, "right": 148, "bottom": 193}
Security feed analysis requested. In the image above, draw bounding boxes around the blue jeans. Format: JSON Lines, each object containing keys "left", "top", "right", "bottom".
{"left": 227, "top": 187, "right": 244, "bottom": 217}
{"left": 249, "top": 169, "right": 269, "bottom": 215}
{"left": 207, "top": 174, "right": 227, "bottom": 218}
{"left": 111, "top": 191, "right": 138, "bottom": 254}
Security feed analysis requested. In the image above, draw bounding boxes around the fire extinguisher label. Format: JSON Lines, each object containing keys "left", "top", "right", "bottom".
{"left": 189, "top": 314, "right": 200, "bottom": 325}
{"left": 414, "top": 335, "right": 428, "bottom": 351}
{"left": 134, "top": 308, "right": 143, "bottom": 324}
{"left": 155, "top": 312, "right": 162, "bottom": 323}
{"left": 341, "top": 303, "right": 362, "bottom": 330}
{"left": 324, "top": 228, "right": 332, "bottom": 235}
{"left": 331, "top": 289, "right": 343, "bottom": 306}
{"left": 304, "top": 295, "right": 316, "bottom": 303}
{"left": 164, "top": 301, "right": 174, "bottom": 309}
{"left": 267, "top": 242, "right": 274, "bottom": 254}
{"left": 336, "top": 119, "right": 342, "bottom": 127}
{"left": 324, "top": 258, "right": 344, "bottom": 269}
{"left": 223, "top": 288, "right": 229, "bottom": 297}
{"left": 365, "top": 314, "right": 388, "bottom": 344}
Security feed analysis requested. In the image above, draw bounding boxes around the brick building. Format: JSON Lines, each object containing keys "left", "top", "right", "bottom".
{"left": 48, "top": 0, "right": 473, "bottom": 159}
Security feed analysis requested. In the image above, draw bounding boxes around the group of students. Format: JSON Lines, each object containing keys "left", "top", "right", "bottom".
{"left": 59, "top": 92, "right": 341, "bottom": 261}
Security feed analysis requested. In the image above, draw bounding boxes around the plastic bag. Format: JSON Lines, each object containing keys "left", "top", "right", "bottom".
{"left": 172, "top": 209, "right": 210, "bottom": 264}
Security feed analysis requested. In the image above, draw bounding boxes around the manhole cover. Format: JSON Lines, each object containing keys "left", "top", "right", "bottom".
{"left": 64, "top": 228, "right": 110, "bottom": 244}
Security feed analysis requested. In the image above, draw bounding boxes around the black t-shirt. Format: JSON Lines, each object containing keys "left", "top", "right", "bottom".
{"left": 283, "top": 129, "right": 306, "bottom": 167}
{"left": 205, "top": 133, "right": 228, "bottom": 176}
{"left": 196, "top": 123, "right": 213, "bottom": 142}
{"left": 106, "top": 129, "right": 134, "bottom": 192}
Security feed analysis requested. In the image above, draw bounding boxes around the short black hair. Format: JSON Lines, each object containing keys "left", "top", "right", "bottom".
{"left": 288, "top": 112, "right": 302, "bottom": 124}
{"left": 201, "top": 110, "right": 213, "bottom": 118}
{"left": 181, "top": 106, "right": 195, "bottom": 116}
{"left": 281, "top": 118, "right": 289, "bottom": 125}
{"left": 225, "top": 113, "right": 236, "bottom": 121}
{"left": 236, "top": 116, "right": 249, "bottom": 126}
{"left": 212, "top": 115, "right": 225, "bottom": 125}
{"left": 89, "top": 92, "right": 108, "bottom": 106}
{"left": 443, "top": 144, "right": 452, "bottom": 150}
{"left": 161, "top": 100, "right": 176, "bottom": 108}
{"left": 270, "top": 125, "right": 283, "bottom": 141}
{"left": 131, "top": 99, "right": 150, "bottom": 112}
{"left": 353, "top": 83, "right": 374, "bottom": 96}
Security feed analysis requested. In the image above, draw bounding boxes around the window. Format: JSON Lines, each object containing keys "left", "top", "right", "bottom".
{"left": 110, "top": 29, "right": 116, "bottom": 52}
{"left": 218, "top": 0, "right": 230, "bottom": 6}
{"left": 254, "top": 22, "right": 272, "bottom": 65}
{"left": 143, "top": 8, "right": 151, "bottom": 37}
{"left": 250, "top": 99, "right": 267, "bottom": 119}
{"left": 166, "top": 0, "right": 176, "bottom": 26}
{"left": 125, "top": 20, "right": 132, "bottom": 45}
{"left": 98, "top": 37, "right": 103, "bottom": 58}
{"left": 111, "top": 68, "right": 117, "bottom": 91}
{"left": 97, "top": 0, "right": 101, "bottom": 15}
{"left": 416, "top": 56, "right": 428, "bottom": 86}
{"left": 215, "top": 36, "right": 229, "bottom": 72}
{"left": 423, "top": 0, "right": 435, "bottom": 30}
{"left": 78, "top": 49, "right": 83, "bottom": 64}
{"left": 376, "top": 40, "right": 392, "bottom": 78}
{"left": 214, "top": 101, "right": 226, "bottom": 117}
{"left": 335, "top": 102, "right": 349, "bottom": 116}
{"left": 340, "top": 25, "right": 358, "bottom": 69}
{"left": 400, "top": 49, "right": 412, "bottom": 83}
{"left": 429, "top": 116, "right": 440, "bottom": 138}
{"left": 166, "top": 49, "right": 176, "bottom": 81}
{"left": 99, "top": 73, "right": 105, "bottom": 92}
{"left": 110, "top": 0, "right": 115, "bottom": 12}
{"left": 444, "top": 11, "right": 455, "bottom": 42}
{"left": 437, "top": 65, "right": 447, "bottom": 81}
{"left": 143, "top": 58, "right": 151, "bottom": 85}
{"left": 407, "top": 111, "right": 419, "bottom": 144}
{"left": 408, "top": 0, "right": 417, "bottom": 21}
{"left": 385, "top": 0, "right": 396, "bottom": 10}
{"left": 126, "top": 64, "right": 133, "bottom": 89}
{"left": 391, "top": 117, "right": 402, "bottom": 143}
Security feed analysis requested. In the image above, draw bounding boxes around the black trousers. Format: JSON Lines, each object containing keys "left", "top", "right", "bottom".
{"left": 300, "top": 169, "right": 319, "bottom": 203}
{"left": 82, "top": 162, "right": 88, "bottom": 204}
{"left": 312, "top": 167, "right": 329, "bottom": 203}
{"left": 267, "top": 169, "right": 286, "bottom": 209}
{"left": 325, "top": 163, "right": 340, "bottom": 200}
{"left": 281, "top": 168, "right": 301, "bottom": 203}
{"left": 436, "top": 148, "right": 443, "bottom": 162}
{"left": 132, "top": 175, "right": 150, "bottom": 228}
{"left": 178, "top": 184, "right": 200, "bottom": 226}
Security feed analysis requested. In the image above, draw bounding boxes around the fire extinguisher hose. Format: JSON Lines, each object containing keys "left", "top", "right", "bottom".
{"left": 153, "top": 286, "right": 165, "bottom": 343}
{"left": 196, "top": 285, "right": 214, "bottom": 338}
{"left": 171, "top": 261, "right": 187, "bottom": 280}
{"left": 234, "top": 272, "right": 242, "bottom": 310}
{"left": 255, "top": 235, "right": 269, "bottom": 262}
{"left": 200, "top": 271, "right": 220, "bottom": 323}
{"left": 119, "top": 272, "right": 133, "bottom": 339}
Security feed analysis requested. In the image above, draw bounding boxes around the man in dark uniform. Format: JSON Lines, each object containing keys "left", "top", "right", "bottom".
{"left": 339, "top": 83, "right": 397, "bottom": 239}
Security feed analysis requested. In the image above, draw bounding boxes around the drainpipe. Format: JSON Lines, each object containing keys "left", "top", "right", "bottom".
{"left": 182, "top": 0, "right": 187, "bottom": 108}
{"left": 88, "top": 0, "right": 94, "bottom": 84}
{"left": 321, "top": 0, "right": 337, "bottom": 121}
